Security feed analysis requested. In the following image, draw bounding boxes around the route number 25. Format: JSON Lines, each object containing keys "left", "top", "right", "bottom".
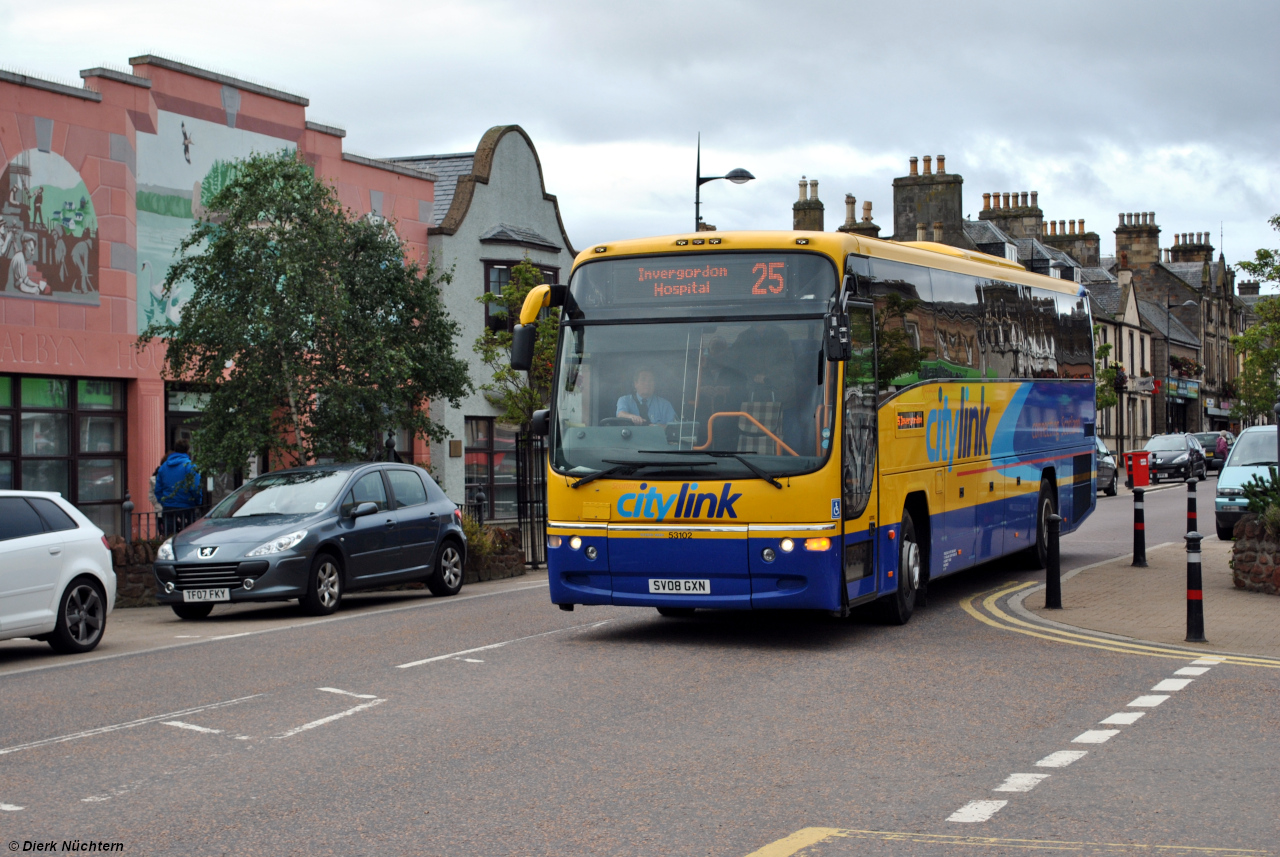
{"left": 752, "top": 262, "right": 785, "bottom": 295}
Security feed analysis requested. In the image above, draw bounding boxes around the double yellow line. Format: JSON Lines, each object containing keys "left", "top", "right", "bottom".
{"left": 963, "top": 581, "right": 1280, "bottom": 669}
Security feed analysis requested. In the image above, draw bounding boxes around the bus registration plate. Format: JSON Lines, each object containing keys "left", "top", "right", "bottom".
{"left": 649, "top": 579, "right": 710, "bottom": 595}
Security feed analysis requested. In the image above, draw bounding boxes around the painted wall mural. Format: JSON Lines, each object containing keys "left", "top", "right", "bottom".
{"left": 136, "top": 111, "right": 294, "bottom": 329}
{"left": 0, "top": 149, "right": 100, "bottom": 305}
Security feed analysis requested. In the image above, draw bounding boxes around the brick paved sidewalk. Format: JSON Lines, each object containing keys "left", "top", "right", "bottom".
{"left": 1025, "top": 537, "right": 1280, "bottom": 659}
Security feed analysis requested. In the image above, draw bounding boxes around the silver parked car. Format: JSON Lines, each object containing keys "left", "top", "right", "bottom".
{"left": 154, "top": 463, "right": 467, "bottom": 619}
{"left": 1095, "top": 436, "right": 1118, "bottom": 496}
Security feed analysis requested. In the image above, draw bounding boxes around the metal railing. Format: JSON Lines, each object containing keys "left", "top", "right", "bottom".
{"left": 121, "top": 493, "right": 211, "bottom": 544}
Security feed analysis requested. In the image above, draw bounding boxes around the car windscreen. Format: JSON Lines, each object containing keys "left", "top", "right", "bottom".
{"left": 1145, "top": 436, "right": 1185, "bottom": 451}
{"left": 209, "top": 470, "right": 349, "bottom": 518}
{"left": 1226, "top": 431, "right": 1278, "bottom": 467}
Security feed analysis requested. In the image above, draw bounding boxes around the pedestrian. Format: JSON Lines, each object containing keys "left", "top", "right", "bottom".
{"left": 1216, "top": 431, "right": 1229, "bottom": 468}
{"left": 154, "top": 439, "right": 204, "bottom": 534}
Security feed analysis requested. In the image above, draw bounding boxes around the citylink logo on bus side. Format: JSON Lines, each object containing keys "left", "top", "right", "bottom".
{"left": 926, "top": 386, "right": 992, "bottom": 465}
{"left": 616, "top": 482, "right": 742, "bottom": 520}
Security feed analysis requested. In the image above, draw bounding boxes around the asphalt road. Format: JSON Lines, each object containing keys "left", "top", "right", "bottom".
{"left": 2, "top": 476, "right": 1276, "bottom": 857}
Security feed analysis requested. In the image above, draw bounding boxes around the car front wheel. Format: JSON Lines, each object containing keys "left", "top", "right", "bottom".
{"left": 301, "top": 553, "right": 343, "bottom": 615}
{"left": 49, "top": 578, "right": 107, "bottom": 654}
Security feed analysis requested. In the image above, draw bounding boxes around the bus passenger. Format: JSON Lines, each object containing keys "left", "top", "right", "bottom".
{"left": 617, "top": 368, "right": 676, "bottom": 426}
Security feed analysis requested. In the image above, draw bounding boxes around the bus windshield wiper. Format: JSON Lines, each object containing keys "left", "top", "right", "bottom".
{"left": 569, "top": 460, "right": 716, "bottom": 489}
{"left": 637, "top": 450, "right": 784, "bottom": 489}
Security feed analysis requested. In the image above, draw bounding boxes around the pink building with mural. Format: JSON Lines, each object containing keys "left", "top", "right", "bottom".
{"left": 0, "top": 56, "right": 438, "bottom": 534}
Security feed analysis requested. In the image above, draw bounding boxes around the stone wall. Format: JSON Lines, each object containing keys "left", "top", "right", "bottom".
{"left": 106, "top": 536, "right": 527, "bottom": 608}
{"left": 1230, "top": 516, "right": 1280, "bottom": 595}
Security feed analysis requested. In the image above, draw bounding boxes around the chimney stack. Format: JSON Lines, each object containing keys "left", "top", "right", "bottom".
{"left": 1239, "top": 280, "right": 1261, "bottom": 296}
{"left": 892, "top": 153, "right": 973, "bottom": 248}
{"left": 792, "top": 176, "right": 824, "bottom": 231}
{"left": 1115, "top": 209, "right": 1161, "bottom": 268}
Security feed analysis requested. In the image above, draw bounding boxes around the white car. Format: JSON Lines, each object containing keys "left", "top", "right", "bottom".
{"left": 0, "top": 490, "right": 116, "bottom": 654}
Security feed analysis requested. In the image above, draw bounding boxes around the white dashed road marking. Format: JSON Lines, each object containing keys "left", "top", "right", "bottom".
{"left": 0, "top": 694, "right": 264, "bottom": 757}
{"left": 1, "top": 803, "right": 23, "bottom": 811}
{"left": 162, "top": 721, "right": 223, "bottom": 734}
{"left": 993, "top": 773, "right": 1049, "bottom": 792}
{"left": 318, "top": 687, "right": 378, "bottom": 699}
{"left": 395, "top": 620, "right": 612, "bottom": 669}
{"left": 1191, "top": 658, "right": 1223, "bottom": 665}
{"left": 1100, "top": 711, "right": 1146, "bottom": 725}
{"left": 1072, "top": 729, "right": 1121, "bottom": 744}
{"left": 460, "top": 658, "right": 485, "bottom": 663}
{"left": 948, "top": 800, "right": 1008, "bottom": 823}
{"left": 271, "top": 698, "right": 385, "bottom": 739}
{"left": 1174, "top": 666, "right": 1210, "bottom": 676}
{"left": 1128, "top": 694, "right": 1170, "bottom": 707}
{"left": 1035, "top": 750, "right": 1087, "bottom": 768}
{"left": 1152, "top": 678, "right": 1194, "bottom": 692}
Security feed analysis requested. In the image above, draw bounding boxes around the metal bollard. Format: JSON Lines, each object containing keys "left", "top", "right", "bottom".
{"left": 121, "top": 492, "right": 134, "bottom": 547}
{"left": 1185, "top": 530, "right": 1207, "bottom": 643}
{"left": 1045, "top": 513, "right": 1063, "bottom": 609}
{"left": 1132, "top": 487, "right": 1147, "bottom": 568}
{"left": 1186, "top": 477, "right": 1198, "bottom": 535}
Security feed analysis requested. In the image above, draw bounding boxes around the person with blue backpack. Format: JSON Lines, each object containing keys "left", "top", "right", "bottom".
{"left": 154, "top": 439, "right": 204, "bottom": 534}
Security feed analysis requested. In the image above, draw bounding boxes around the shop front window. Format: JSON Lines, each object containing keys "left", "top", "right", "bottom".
{"left": 464, "top": 417, "right": 517, "bottom": 520}
{"left": 0, "top": 375, "right": 127, "bottom": 535}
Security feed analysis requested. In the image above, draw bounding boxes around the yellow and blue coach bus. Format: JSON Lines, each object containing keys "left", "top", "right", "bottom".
{"left": 510, "top": 230, "right": 1096, "bottom": 622}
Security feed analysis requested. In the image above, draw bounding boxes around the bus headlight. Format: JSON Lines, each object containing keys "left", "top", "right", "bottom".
{"left": 779, "top": 538, "right": 795, "bottom": 553}
{"left": 804, "top": 537, "right": 831, "bottom": 551}
{"left": 569, "top": 536, "right": 582, "bottom": 550}
{"left": 548, "top": 535, "right": 563, "bottom": 548}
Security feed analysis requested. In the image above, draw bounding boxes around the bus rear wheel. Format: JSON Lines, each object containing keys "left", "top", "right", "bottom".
{"left": 1030, "top": 480, "right": 1056, "bottom": 570}
{"left": 878, "top": 511, "right": 920, "bottom": 625}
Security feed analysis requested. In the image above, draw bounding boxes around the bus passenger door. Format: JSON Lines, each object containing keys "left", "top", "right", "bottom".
{"left": 841, "top": 303, "right": 879, "bottom": 603}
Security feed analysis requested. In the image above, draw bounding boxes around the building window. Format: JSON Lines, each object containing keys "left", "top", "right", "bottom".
{"left": 483, "top": 261, "right": 560, "bottom": 330}
{"left": 1128, "top": 331, "right": 1135, "bottom": 375}
{"left": 464, "top": 417, "right": 517, "bottom": 520}
{"left": 0, "top": 375, "right": 127, "bottom": 535}
{"left": 1140, "top": 336, "right": 1146, "bottom": 373}
{"left": 1141, "top": 399, "right": 1148, "bottom": 437}
{"left": 1117, "top": 331, "right": 1123, "bottom": 365}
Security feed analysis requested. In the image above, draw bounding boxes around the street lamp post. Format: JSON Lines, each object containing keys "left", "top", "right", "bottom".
{"left": 695, "top": 134, "right": 754, "bottom": 232}
{"left": 1164, "top": 296, "right": 1198, "bottom": 433}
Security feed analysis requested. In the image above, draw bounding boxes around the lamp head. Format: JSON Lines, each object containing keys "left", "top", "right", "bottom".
{"left": 725, "top": 168, "right": 755, "bottom": 185}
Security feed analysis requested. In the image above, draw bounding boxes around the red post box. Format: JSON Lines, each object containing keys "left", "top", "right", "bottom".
{"left": 1124, "top": 451, "right": 1150, "bottom": 488}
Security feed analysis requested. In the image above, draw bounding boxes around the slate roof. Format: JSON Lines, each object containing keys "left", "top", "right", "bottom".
{"left": 1085, "top": 280, "right": 1122, "bottom": 317}
{"left": 962, "top": 219, "right": 1010, "bottom": 247}
{"left": 1161, "top": 261, "right": 1213, "bottom": 291}
{"left": 478, "top": 222, "right": 561, "bottom": 251}
{"left": 1079, "top": 266, "right": 1118, "bottom": 286}
{"left": 1138, "top": 299, "right": 1200, "bottom": 348}
{"left": 387, "top": 152, "right": 475, "bottom": 226}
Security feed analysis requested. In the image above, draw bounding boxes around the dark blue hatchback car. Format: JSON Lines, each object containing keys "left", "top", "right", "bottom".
{"left": 153, "top": 463, "right": 466, "bottom": 619}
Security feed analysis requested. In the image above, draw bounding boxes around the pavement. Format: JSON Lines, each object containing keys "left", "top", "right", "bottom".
{"left": 1023, "top": 535, "right": 1280, "bottom": 659}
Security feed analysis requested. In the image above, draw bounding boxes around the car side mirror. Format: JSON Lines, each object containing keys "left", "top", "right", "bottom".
{"left": 350, "top": 501, "right": 379, "bottom": 519}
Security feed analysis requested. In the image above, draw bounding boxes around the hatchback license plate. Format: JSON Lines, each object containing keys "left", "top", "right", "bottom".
{"left": 183, "top": 588, "right": 230, "bottom": 602}
{"left": 649, "top": 579, "right": 710, "bottom": 595}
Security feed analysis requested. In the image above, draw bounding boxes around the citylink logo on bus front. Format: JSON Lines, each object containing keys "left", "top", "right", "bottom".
{"left": 615, "top": 482, "right": 742, "bottom": 521}
{"left": 925, "top": 386, "right": 992, "bottom": 465}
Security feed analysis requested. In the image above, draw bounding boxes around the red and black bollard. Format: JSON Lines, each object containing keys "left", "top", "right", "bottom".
{"left": 1045, "top": 513, "right": 1063, "bottom": 609}
{"left": 1186, "top": 477, "right": 1198, "bottom": 534}
{"left": 1185, "top": 530, "right": 1207, "bottom": 643}
{"left": 1132, "top": 487, "right": 1147, "bottom": 568}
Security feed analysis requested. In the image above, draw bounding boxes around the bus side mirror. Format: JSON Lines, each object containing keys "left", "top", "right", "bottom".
{"left": 510, "top": 323, "right": 537, "bottom": 371}
{"left": 824, "top": 312, "right": 852, "bottom": 362}
{"left": 530, "top": 409, "right": 550, "bottom": 437}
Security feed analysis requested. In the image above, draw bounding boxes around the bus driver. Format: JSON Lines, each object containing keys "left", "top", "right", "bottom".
{"left": 617, "top": 367, "right": 676, "bottom": 426}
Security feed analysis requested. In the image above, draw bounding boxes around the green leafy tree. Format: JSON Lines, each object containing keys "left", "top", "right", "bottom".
{"left": 138, "top": 151, "right": 471, "bottom": 476}
{"left": 1230, "top": 295, "right": 1280, "bottom": 424}
{"left": 1236, "top": 214, "right": 1280, "bottom": 285}
{"left": 1093, "top": 327, "right": 1119, "bottom": 412}
{"left": 474, "top": 259, "right": 558, "bottom": 425}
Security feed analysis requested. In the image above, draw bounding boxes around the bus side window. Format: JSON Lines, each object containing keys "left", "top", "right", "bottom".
{"left": 866, "top": 258, "right": 934, "bottom": 389}
{"left": 929, "top": 270, "right": 983, "bottom": 378}
{"left": 979, "top": 280, "right": 1024, "bottom": 379}
{"left": 1056, "top": 293, "right": 1094, "bottom": 379}
{"left": 1022, "top": 286, "right": 1062, "bottom": 378}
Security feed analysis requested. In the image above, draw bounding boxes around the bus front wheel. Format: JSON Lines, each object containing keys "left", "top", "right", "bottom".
{"left": 879, "top": 511, "right": 920, "bottom": 625}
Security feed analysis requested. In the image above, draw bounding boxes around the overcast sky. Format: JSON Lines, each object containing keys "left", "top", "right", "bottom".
{"left": 3, "top": 0, "right": 1277, "bottom": 292}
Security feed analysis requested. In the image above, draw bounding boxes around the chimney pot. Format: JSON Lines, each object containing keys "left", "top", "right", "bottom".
{"left": 993, "top": 192, "right": 1002, "bottom": 210}
{"left": 844, "top": 194, "right": 856, "bottom": 227}
{"left": 983, "top": 192, "right": 991, "bottom": 211}
{"left": 862, "top": 200, "right": 873, "bottom": 222}
{"left": 1030, "top": 191, "right": 1039, "bottom": 208}
{"left": 932, "top": 220, "right": 944, "bottom": 242}
{"left": 909, "top": 157, "right": 918, "bottom": 177}
{"left": 1050, "top": 221, "right": 1057, "bottom": 236}
{"left": 1181, "top": 233, "right": 1188, "bottom": 245}
{"left": 1020, "top": 192, "right": 1029, "bottom": 207}
{"left": 1141, "top": 212, "right": 1148, "bottom": 226}
{"left": 1059, "top": 220, "right": 1066, "bottom": 235}
{"left": 1003, "top": 192, "right": 1011, "bottom": 209}
{"left": 1079, "top": 218, "right": 1085, "bottom": 233}
{"left": 809, "top": 179, "right": 819, "bottom": 201}
{"left": 798, "top": 177, "right": 808, "bottom": 202}
{"left": 1198, "top": 232, "right": 1205, "bottom": 244}
{"left": 916, "top": 223, "right": 926, "bottom": 241}
{"left": 1148, "top": 212, "right": 1155, "bottom": 226}
{"left": 1127, "top": 213, "right": 1135, "bottom": 226}
{"left": 936, "top": 154, "right": 946, "bottom": 174}
{"left": 1069, "top": 219, "right": 1076, "bottom": 235}
{"left": 1173, "top": 234, "right": 1180, "bottom": 245}
{"left": 922, "top": 155, "right": 932, "bottom": 175}
{"left": 1118, "top": 213, "right": 1126, "bottom": 227}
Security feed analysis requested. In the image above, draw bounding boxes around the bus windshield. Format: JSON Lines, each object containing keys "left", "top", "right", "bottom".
{"left": 551, "top": 317, "right": 837, "bottom": 482}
